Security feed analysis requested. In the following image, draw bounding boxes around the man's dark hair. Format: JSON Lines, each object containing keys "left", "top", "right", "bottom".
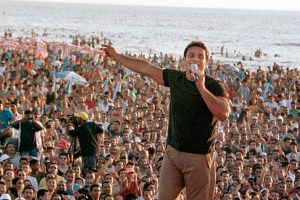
{"left": 56, "top": 190, "right": 68, "bottom": 195}
{"left": 221, "top": 170, "right": 229, "bottom": 176}
{"left": 8, "top": 186, "right": 18, "bottom": 197}
{"left": 12, "top": 177, "right": 22, "bottom": 185}
{"left": 77, "top": 187, "right": 90, "bottom": 196}
{"left": 183, "top": 41, "right": 209, "bottom": 62}
{"left": 90, "top": 184, "right": 100, "bottom": 192}
{"left": 19, "top": 157, "right": 29, "bottom": 164}
{"left": 23, "top": 185, "right": 35, "bottom": 192}
{"left": 30, "top": 159, "right": 39, "bottom": 167}
{"left": 148, "top": 147, "right": 156, "bottom": 155}
{"left": 216, "top": 165, "right": 224, "bottom": 172}
{"left": 4, "top": 142, "right": 16, "bottom": 150}
{"left": 66, "top": 167, "right": 76, "bottom": 173}
{"left": 125, "top": 194, "right": 138, "bottom": 200}
{"left": 143, "top": 182, "right": 155, "bottom": 191}
{"left": 59, "top": 152, "right": 69, "bottom": 158}
{"left": 37, "top": 189, "right": 48, "bottom": 198}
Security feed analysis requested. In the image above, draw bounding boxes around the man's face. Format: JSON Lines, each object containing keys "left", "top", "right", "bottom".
{"left": 24, "top": 188, "right": 34, "bottom": 199}
{"left": 85, "top": 178, "right": 93, "bottom": 186}
{"left": 18, "top": 170, "right": 26, "bottom": 180}
{"left": 0, "top": 184, "right": 6, "bottom": 195}
{"left": 221, "top": 173, "right": 229, "bottom": 183}
{"left": 72, "top": 166, "right": 81, "bottom": 175}
{"left": 47, "top": 178, "right": 56, "bottom": 190}
{"left": 143, "top": 132, "right": 151, "bottom": 141}
{"left": 6, "top": 144, "right": 16, "bottom": 154}
{"left": 144, "top": 164, "right": 152, "bottom": 175}
{"left": 66, "top": 172, "right": 75, "bottom": 183}
{"left": 244, "top": 167, "right": 252, "bottom": 175}
{"left": 143, "top": 190, "right": 153, "bottom": 200}
{"left": 49, "top": 164, "right": 58, "bottom": 174}
{"left": 109, "top": 147, "right": 118, "bottom": 155}
{"left": 255, "top": 169, "right": 263, "bottom": 178}
{"left": 284, "top": 139, "right": 291, "bottom": 148}
{"left": 184, "top": 46, "right": 207, "bottom": 75}
{"left": 91, "top": 186, "right": 101, "bottom": 198}
{"left": 225, "top": 157, "right": 234, "bottom": 166}
{"left": 57, "top": 181, "right": 66, "bottom": 191}
{"left": 25, "top": 113, "right": 33, "bottom": 121}
{"left": 232, "top": 166, "right": 241, "bottom": 176}
{"left": 4, "top": 170, "right": 14, "bottom": 181}
{"left": 102, "top": 183, "right": 112, "bottom": 195}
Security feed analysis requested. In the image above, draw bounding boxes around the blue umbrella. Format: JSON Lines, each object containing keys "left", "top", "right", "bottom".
{"left": 55, "top": 71, "right": 89, "bottom": 87}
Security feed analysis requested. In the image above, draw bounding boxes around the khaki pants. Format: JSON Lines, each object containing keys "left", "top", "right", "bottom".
{"left": 159, "top": 145, "right": 215, "bottom": 200}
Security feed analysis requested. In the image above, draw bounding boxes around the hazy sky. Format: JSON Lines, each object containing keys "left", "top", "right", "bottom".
{"left": 17, "top": 0, "right": 300, "bottom": 11}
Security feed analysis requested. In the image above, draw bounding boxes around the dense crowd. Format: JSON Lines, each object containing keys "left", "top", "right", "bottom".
{"left": 0, "top": 36, "right": 300, "bottom": 200}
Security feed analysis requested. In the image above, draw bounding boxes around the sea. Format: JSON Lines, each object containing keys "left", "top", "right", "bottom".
{"left": 1, "top": 0, "right": 300, "bottom": 71}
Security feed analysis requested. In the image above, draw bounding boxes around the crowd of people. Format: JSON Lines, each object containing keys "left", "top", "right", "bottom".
{"left": 0, "top": 36, "right": 300, "bottom": 200}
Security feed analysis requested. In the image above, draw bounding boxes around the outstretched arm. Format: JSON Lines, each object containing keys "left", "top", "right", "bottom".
{"left": 101, "top": 45, "right": 164, "bottom": 85}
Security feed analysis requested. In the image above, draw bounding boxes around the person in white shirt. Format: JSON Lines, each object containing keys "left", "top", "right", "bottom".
{"left": 98, "top": 95, "right": 114, "bottom": 113}
{"left": 237, "top": 81, "right": 250, "bottom": 100}
{"left": 286, "top": 141, "right": 300, "bottom": 162}
{"left": 99, "top": 113, "right": 110, "bottom": 131}
{"left": 284, "top": 93, "right": 292, "bottom": 110}
{"left": 266, "top": 95, "right": 278, "bottom": 109}
{"left": 17, "top": 166, "right": 39, "bottom": 191}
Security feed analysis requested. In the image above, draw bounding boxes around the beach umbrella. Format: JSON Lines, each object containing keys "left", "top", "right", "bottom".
{"left": 25, "top": 38, "right": 47, "bottom": 48}
{"left": 0, "top": 39, "right": 17, "bottom": 50}
{"left": 27, "top": 45, "right": 48, "bottom": 59}
{"left": 55, "top": 71, "right": 89, "bottom": 87}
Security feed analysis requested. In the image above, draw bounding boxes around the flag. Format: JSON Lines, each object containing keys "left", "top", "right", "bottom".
{"left": 103, "top": 79, "right": 109, "bottom": 91}
{"left": 52, "top": 72, "right": 56, "bottom": 92}
{"left": 262, "top": 79, "right": 274, "bottom": 98}
{"left": 113, "top": 82, "right": 122, "bottom": 101}
{"left": 130, "top": 91, "right": 136, "bottom": 101}
{"left": 64, "top": 80, "right": 72, "bottom": 97}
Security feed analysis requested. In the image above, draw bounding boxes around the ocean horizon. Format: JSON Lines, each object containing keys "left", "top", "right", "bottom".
{"left": 1, "top": 1, "right": 300, "bottom": 70}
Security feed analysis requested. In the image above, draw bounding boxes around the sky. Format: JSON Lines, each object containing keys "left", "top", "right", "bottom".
{"left": 16, "top": 0, "right": 300, "bottom": 11}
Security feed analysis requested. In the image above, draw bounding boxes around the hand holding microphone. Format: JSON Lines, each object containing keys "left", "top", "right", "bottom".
{"left": 190, "top": 64, "right": 199, "bottom": 81}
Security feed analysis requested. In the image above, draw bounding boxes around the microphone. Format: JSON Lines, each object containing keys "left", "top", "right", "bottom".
{"left": 190, "top": 64, "right": 198, "bottom": 81}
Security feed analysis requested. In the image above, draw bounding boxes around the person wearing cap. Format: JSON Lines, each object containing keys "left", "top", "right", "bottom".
{"left": 0, "top": 154, "right": 11, "bottom": 166}
{"left": 0, "top": 193, "right": 11, "bottom": 200}
{"left": 67, "top": 111, "right": 103, "bottom": 171}
{"left": 0, "top": 98, "right": 15, "bottom": 143}
{"left": 102, "top": 41, "right": 230, "bottom": 200}
{"left": 257, "top": 88, "right": 263, "bottom": 94}
{"left": 285, "top": 176, "right": 296, "bottom": 194}
{"left": 252, "top": 116, "right": 258, "bottom": 121}
{"left": 10, "top": 110, "right": 43, "bottom": 157}
{"left": 277, "top": 115, "right": 284, "bottom": 126}
{"left": 123, "top": 167, "right": 141, "bottom": 198}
